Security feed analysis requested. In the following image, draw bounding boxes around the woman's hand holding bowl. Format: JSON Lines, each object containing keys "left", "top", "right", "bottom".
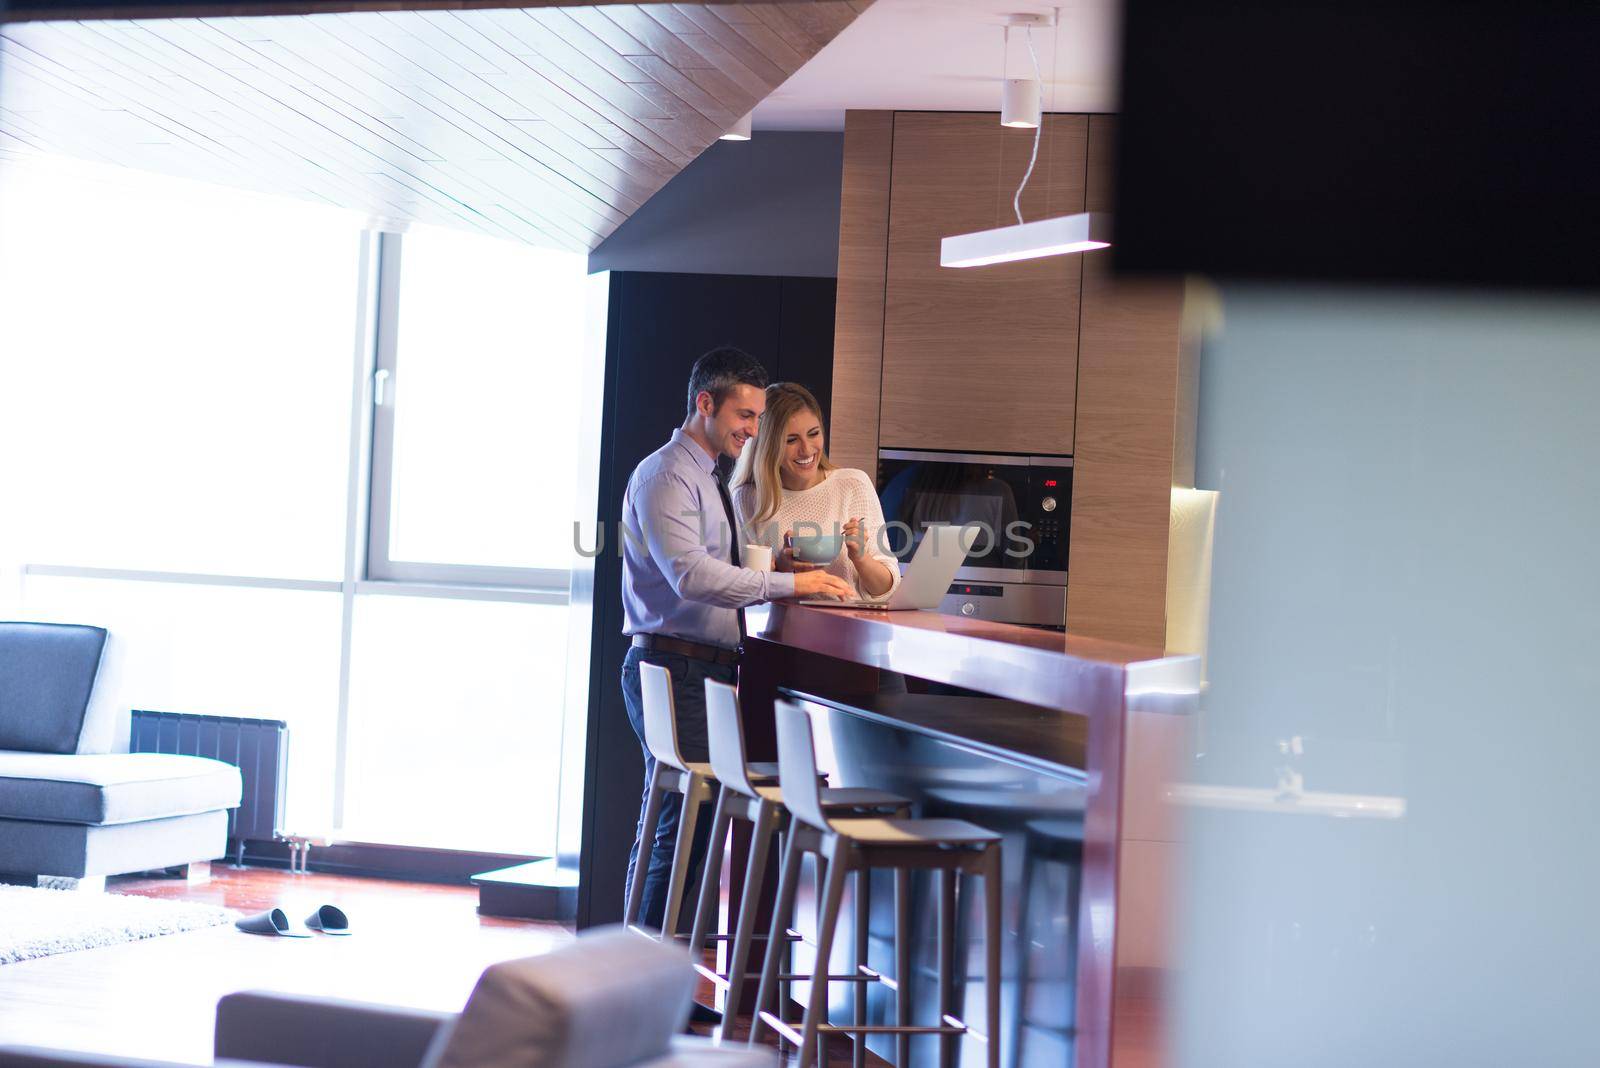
{"left": 778, "top": 529, "right": 825, "bottom": 573}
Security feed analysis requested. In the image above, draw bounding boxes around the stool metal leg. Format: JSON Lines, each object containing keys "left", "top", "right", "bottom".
{"left": 722, "top": 800, "right": 779, "bottom": 1043}
{"left": 937, "top": 868, "right": 957, "bottom": 1068}
{"left": 661, "top": 773, "right": 711, "bottom": 941}
{"left": 1066, "top": 851, "right": 1082, "bottom": 1033}
{"left": 854, "top": 869, "right": 871, "bottom": 1068}
{"left": 815, "top": 854, "right": 828, "bottom": 929}
{"left": 982, "top": 847, "right": 1002, "bottom": 1068}
{"left": 777, "top": 827, "right": 792, "bottom": 1018}
{"left": 689, "top": 786, "right": 734, "bottom": 964}
{"left": 895, "top": 867, "right": 912, "bottom": 1068}
{"left": 1011, "top": 844, "right": 1037, "bottom": 1068}
{"left": 624, "top": 768, "right": 667, "bottom": 930}
{"left": 750, "top": 829, "right": 806, "bottom": 1047}
{"left": 799, "top": 844, "right": 851, "bottom": 1068}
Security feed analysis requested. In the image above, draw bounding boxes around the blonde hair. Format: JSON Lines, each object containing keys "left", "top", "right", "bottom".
{"left": 731, "top": 382, "right": 836, "bottom": 525}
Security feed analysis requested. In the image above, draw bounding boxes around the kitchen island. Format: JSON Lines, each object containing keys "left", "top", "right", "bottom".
{"left": 736, "top": 603, "right": 1198, "bottom": 1068}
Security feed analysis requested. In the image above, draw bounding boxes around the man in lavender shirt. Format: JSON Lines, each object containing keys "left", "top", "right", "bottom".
{"left": 620, "top": 347, "right": 851, "bottom": 942}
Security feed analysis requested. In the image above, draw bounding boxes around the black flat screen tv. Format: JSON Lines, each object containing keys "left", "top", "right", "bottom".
{"left": 1112, "top": 1, "right": 1600, "bottom": 290}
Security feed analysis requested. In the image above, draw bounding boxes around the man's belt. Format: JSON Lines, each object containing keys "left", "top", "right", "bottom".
{"left": 632, "top": 633, "right": 740, "bottom": 667}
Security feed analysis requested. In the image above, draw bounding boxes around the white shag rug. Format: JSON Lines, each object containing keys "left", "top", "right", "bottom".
{"left": 0, "top": 884, "right": 235, "bottom": 965}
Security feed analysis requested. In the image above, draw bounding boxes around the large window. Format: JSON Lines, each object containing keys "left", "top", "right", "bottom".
{"left": 341, "top": 594, "right": 570, "bottom": 855}
{"left": 369, "top": 227, "right": 588, "bottom": 585}
{"left": 0, "top": 154, "right": 601, "bottom": 861}
{"left": 0, "top": 158, "right": 357, "bottom": 580}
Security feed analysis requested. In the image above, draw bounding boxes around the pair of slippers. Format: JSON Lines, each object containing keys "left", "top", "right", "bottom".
{"left": 235, "top": 904, "right": 351, "bottom": 938}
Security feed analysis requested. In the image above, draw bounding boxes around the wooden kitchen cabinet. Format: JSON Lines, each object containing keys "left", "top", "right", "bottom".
{"left": 828, "top": 110, "right": 895, "bottom": 476}
{"left": 829, "top": 110, "right": 1189, "bottom": 649}
{"left": 1067, "top": 114, "right": 1189, "bottom": 648}
{"left": 879, "top": 112, "right": 1087, "bottom": 455}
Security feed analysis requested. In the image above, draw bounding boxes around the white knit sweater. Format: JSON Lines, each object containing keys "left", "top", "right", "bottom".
{"left": 732, "top": 467, "right": 902, "bottom": 599}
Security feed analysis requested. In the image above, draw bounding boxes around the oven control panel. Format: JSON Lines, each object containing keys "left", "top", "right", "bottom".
{"left": 941, "top": 582, "right": 1066, "bottom": 629}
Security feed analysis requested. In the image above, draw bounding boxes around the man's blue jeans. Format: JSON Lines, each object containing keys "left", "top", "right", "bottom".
{"left": 621, "top": 644, "right": 736, "bottom": 932}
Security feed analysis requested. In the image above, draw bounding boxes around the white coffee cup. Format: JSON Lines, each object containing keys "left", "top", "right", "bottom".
{"left": 743, "top": 544, "right": 774, "bottom": 572}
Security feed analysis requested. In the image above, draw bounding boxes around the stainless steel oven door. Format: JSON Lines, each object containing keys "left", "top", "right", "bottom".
{"left": 875, "top": 450, "right": 1071, "bottom": 586}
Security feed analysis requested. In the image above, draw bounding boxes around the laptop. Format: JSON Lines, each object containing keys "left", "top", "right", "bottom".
{"left": 797, "top": 524, "right": 982, "bottom": 611}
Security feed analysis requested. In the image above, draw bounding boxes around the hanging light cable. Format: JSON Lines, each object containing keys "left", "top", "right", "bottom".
{"left": 1010, "top": 24, "right": 1044, "bottom": 223}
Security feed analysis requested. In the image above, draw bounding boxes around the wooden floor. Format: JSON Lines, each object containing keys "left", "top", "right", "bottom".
{"left": 0, "top": 866, "right": 572, "bottom": 1064}
{"left": 0, "top": 866, "right": 879, "bottom": 1066}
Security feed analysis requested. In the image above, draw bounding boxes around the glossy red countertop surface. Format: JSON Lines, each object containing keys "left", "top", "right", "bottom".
{"left": 750, "top": 602, "right": 1189, "bottom": 717}
{"left": 755, "top": 601, "right": 1162, "bottom": 661}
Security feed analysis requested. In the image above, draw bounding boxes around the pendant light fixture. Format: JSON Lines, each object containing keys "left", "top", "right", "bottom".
{"left": 942, "top": 211, "right": 1112, "bottom": 267}
{"left": 720, "top": 112, "right": 753, "bottom": 141}
{"left": 1001, "top": 78, "right": 1041, "bottom": 129}
{"left": 942, "top": 11, "right": 1112, "bottom": 268}
{"left": 999, "top": 23, "right": 1042, "bottom": 128}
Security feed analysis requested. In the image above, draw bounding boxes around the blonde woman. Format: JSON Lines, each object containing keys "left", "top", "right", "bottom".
{"left": 730, "top": 382, "right": 900, "bottom": 599}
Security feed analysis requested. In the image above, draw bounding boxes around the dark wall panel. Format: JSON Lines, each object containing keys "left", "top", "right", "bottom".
{"left": 577, "top": 270, "right": 835, "bottom": 927}
{"left": 776, "top": 276, "right": 838, "bottom": 423}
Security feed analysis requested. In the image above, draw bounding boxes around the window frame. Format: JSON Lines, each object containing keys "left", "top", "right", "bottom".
{"left": 365, "top": 232, "right": 571, "bottom": 592}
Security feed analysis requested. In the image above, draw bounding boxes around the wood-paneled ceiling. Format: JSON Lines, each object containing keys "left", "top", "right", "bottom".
{"left": 0, "top": 2, "right": 868, "bottom": 250}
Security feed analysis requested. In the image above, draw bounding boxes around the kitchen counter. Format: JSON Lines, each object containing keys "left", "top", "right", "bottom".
{"left": 746, "top": 602, "right": 1191, "bottom": 714}
{"left": 736, "top": 603, "right": 1199, "bottom": 1068}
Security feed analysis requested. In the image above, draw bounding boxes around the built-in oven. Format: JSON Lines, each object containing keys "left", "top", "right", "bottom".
{"left": 876, "top": 449, "right": 1071, "bottom": 628}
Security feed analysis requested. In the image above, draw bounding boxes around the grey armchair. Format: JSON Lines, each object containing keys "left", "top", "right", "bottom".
{"left": 0, "top": 622, "right": 241, "bottom": 886}
{"left": 0, "top": 993, "right": 453, "bottom": 1068}
{"left": 0, "top": 927, "right": 776, "bottom": 1068}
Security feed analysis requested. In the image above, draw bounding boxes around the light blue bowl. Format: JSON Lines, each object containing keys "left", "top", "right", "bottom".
{"left": 791, "top": 532, "right": 844, "bottom": 564}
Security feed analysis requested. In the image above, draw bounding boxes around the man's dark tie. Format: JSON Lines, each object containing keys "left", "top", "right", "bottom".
{"left": 714, "top": 466, "right": 747, "bottom": 644}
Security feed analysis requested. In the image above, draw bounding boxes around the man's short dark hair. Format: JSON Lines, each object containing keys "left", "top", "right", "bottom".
{"left": 686, "top": 346, "right": 768, "bottom": 418}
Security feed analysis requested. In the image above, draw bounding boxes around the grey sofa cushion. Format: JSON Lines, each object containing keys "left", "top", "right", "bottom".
{"left": 0, "top": 753, "right": 241, "bottom": 825}
{"left": 0, "top": 623, "right": 107, "bottom": 755}
{"left": 422, "top": 926, "right": 693, "bottom": 1068}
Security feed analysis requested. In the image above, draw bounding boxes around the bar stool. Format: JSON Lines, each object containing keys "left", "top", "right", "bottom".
{"left": 926, "top": 786, "right": 1085, "bottom": 1068}
{"left": 624, "top": 661, "right": 755, "bottom": 941}
{"left": 750, "top": 700, "right": 1004, "bottom": 1068}
{"left": 1011, "top": 817, "right": 1083, "bottom": 1068}
{"left": 689, "top": 679, "right": 913, "bottom": 1049}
